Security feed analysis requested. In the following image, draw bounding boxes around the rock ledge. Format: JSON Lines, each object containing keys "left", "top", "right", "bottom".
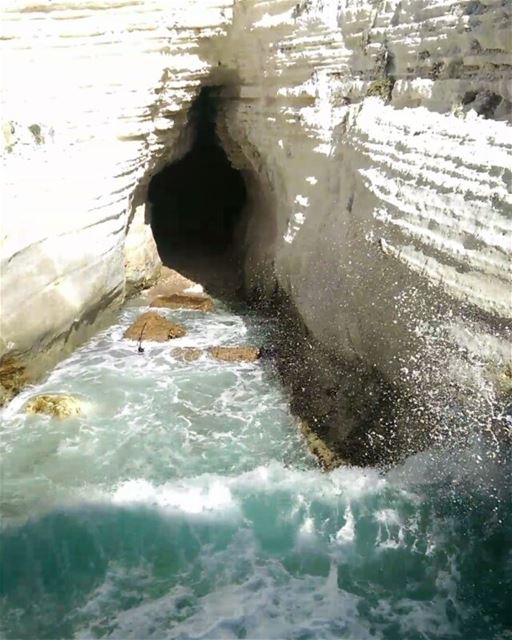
{"left": 150, "top": 293, "right": 214, "bottom": 312}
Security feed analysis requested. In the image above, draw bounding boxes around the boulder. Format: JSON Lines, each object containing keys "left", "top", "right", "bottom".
{"left": 124, "top": 311, "right": 186, "bottom": 342}
{"left": 150, "top": 293, "right": 214, "bottom": 312}
{"left": 25, "top": 394, "right": 84, "bottom": 418}
{"left": 172, "top": 347, "right": 203, "bottom": 362}
{"left": 208, "top": 346, "right": 260, "bottom": 362}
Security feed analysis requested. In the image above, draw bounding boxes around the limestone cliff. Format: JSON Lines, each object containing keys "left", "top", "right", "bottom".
{"left": 1, "top": 0, "right": 511, "bottom": 456}
{"left": 1, "top": 0, "right": 231, "bottom": 357}
{"left": 218, "top": 0, "right": 512, "bottom": 458}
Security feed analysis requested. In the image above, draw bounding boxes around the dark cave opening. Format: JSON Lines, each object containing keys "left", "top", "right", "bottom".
{"left": 147, "top": 88, "right": 247, "bottom": 295}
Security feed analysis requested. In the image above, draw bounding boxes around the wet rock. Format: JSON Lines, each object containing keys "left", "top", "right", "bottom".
{"left": 124, "top": 311, "right": 186, "bottom": 342}
{"left": 24, "top": 394, "right": 84, "bottom": 418}
{"left": 208, "top": 346, "right": 260, "bottom": 362}
{"left": 150, "top": 293, "right": 214, "bottom": 312}
{"left": 0, "top": 356, "right": 28, "bottom": 406}
{"left": 172, "top": 347, "right": 203, "bottom": 362}
{"left": 298, "top": 419, "right": 343, "bottom": 471}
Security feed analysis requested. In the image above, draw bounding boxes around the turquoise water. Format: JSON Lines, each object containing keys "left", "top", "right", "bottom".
{"left": 0, "top": 302, "right": 511, "bottom": 639}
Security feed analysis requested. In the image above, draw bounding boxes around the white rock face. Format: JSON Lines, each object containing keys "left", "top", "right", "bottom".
{"left": 0, "top": 0, "right": 232, "bottom": 354}
{"left": 1, "top": 0, "right": 511, "bottom": 445}
{"left": 124, "top": 204, "right": 161, "bottom": 295}
{"left": 218, "top": 1, "right": 511, "bottom": 449}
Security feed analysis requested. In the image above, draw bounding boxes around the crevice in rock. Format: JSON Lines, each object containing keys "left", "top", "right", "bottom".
{"left": 143, "top": 85, "right": 409, "bottom": 468}
{"left": 147, "top": 87, "right": 248, "bottom": 299}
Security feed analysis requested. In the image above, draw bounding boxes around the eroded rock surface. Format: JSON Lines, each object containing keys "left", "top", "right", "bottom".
{"left": 208, "top": 346, "right": 260, "bottom": 362}
{"left": 124, "top": 204, "right": 161, "bottom": 295}
{"left": 0, "top": 356, "right": 28, "bottom": 406}
{"left": 124, "top": 312, "right": 186, "bottom": 342}
{"left": 298, "top": 419, "right": 344, "bottom": 472}
{"left": 24, "top": 394, "right": 84, "bottom": 418}
{"left": 1, "top": 0, "right": 510, "bottom": 458}
{"left": 150, "top": 294, "right": 214, "bottom": 312}
{"left": 171, "top": 347, "right": 203, "bottom": 362}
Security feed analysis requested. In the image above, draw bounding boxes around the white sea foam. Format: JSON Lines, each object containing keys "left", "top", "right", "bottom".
{"left": 336, "top": 505, "right": 355, "bottom": 543}
{"left": 1, "top": 299, "right": 507, "bottom": 640}
{"left": 73, "top": 547, "right": 374, "bottom": 640}
{"left": 112, "top": 478, "right": 236, "bottom": 516}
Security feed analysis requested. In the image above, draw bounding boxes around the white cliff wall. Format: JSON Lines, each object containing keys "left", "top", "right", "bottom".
{"left": 0, "top": 0, "right": 231, "bottom": 356}
{"left": 217, "top": 0, "right": 512, "bottom": 449}
{"left": 1, "top": 0, "right": 511, "bottom": 445}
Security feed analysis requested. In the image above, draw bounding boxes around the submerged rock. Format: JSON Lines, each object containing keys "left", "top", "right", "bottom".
{"left": 24, "top": 394, "right": 84, "bottom": 418}
{"left": 172, "top": 347, "right": 203, "bottom": 362}
{"left": 150, "top": 293, "right": 214, "bottom": 312}
{"left": 124, "top": 312, "right": 186, "bottom": 342}
{"left": 172, "top": 347, "right": 261, "bottom": 362}
{"left": 208, "top": 346, "right": 260, "bottom": 362}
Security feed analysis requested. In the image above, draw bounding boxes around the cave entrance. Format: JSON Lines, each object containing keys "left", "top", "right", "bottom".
{"left": 147, "top": 87, "right": 247, "bottom": 297}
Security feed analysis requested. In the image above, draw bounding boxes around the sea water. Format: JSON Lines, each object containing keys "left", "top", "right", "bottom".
{"left": 0, "top": 302, "right": 510, "bottom": 639}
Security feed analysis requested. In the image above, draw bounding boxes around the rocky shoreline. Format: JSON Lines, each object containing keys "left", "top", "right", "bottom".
{"left": 2, "top": 263, "right": 348, "bottom": 472}
{"left": 5, "top": 261, "right": 509, "bottom": 471}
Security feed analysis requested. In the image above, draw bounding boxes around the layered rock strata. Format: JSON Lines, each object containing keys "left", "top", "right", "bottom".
{"left": 1, "top": 0, "right": 511, "bottom": 458}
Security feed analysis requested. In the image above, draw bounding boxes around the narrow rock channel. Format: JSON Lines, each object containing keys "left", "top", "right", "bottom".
{"left": 1, "top": 2, "right": 511, "bottom": 635}
{"left": 1, "top": 266, "right": 511, "bottom": 639}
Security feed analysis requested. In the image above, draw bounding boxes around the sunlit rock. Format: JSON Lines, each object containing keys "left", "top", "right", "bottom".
{"left": 0, "top": 356, "right": 27, "bottom": 406}
{"left": 124, "top": 312, "right": 186, "bottom": 342}
{"left": 208, "top": 346, "right": 260, "bottom": 362}
{"left": 124, "top": 205, "right": 161, "bottom": 295}
{"left": 24, "top": 394, "right": 84, "bottom": 418}
{"left": 150, "top": 294, "right": 214, "bottom": 312}
{"left": 0, "top": 0, "right": 510, "bottom": 453}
